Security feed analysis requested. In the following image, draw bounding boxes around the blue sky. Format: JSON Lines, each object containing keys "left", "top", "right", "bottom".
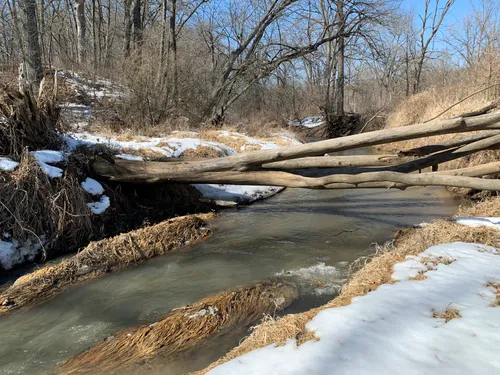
{"left": 402, "top": 0, "right": 472, "bottom": 26}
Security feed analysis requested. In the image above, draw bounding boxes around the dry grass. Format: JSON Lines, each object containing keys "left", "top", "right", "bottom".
{"left": 0, "top": 214, "right": 214, "bottom": 315}
{"left": 182, "top": 146, "right": 224, "bottom": 159}
{"left": 380, "top": 79, "right": 500, "bottom": 174}
{"left": 0, "top": 152, "right": 93, "bottom": 262}
{"left": 486, "top": 282, "right": 500, "bottom": 307}
{"left": 192, "top": 199, "right": 500, "bottom": 375}
{"left": 0, "top": 82, "right": 62, "bottom": 158}
{"left": 58, "top": 281, "right": 298, "bottom": 375}
{"left": 432, "top": 307, "right": 462, "bottom": 323}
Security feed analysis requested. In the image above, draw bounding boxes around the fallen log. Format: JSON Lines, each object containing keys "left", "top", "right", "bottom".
{"left": 262, "top": 154, "right": 416, "bottom": 169}
{"left": 397, "top": 130, "right": 500, "bottom": 156}
{"left": 94, "top": 112, "right": 500, "bottom": 175}
{"left": 389, "top": 133, "right": 500, "bottom": 173}
{"left": 94, "top": 157, "right": 500, "bottom": 191}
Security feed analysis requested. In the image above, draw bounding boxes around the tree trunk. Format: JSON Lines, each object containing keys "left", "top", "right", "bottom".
{"left": 75, "top": 0, "right": 86, "bottom": 64}
{"left": 19, "top": 0, "right": 43, "bottom": 91}
{"left": 132, "top": 0, "right": 142, "bottom": 49}
{"left": 170, "top": 0, "right": 179, "bottom": 110}
{"left": 335, "top": 0, "right": 345, "bottom": 116}
{"left": 123, "top": 0, "right": 132, "bottom": 57}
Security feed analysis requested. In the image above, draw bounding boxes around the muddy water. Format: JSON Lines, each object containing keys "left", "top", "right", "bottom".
{"left": 0, "top": 172, "right": 459, "bottom": 374}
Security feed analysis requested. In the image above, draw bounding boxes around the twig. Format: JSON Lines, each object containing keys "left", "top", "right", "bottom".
{"left": 331, "top": 228, "right": 359, "bottom": 237}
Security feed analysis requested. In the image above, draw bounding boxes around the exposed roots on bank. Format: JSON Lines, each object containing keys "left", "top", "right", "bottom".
{"left": 0, "top": 214, "right": 214, "bottom": 315}
{"left": 59, "top": 280, "right": 299, "bottom": 375}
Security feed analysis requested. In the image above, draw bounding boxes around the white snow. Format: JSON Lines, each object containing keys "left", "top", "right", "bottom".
{"left": 0, "top": 157, "right": 19, "bottom": 172}
{"left": 31, "top": 150, "right": 65, "bottom": 164}
{"left": 288, "top": 116, "right": 325, "bottom": 128}
{"left": 193, "top": 184, "right": 284, "bottom": 205}
{"left": 208, "top": 242, "right": 500, "bottom": 375}
{"left": 64, "top": 132, "right": 236, "bottom": 158}
{"left": 455, "top": 217, "right": 500, "bottom": 229}
{"left": 0, "top": 239, "right": 43, "bottom": 270}
{"left": 30, "top": 150, "right": 65, "bottom": 178}
{"left": 81, "top": 178, "right": 105, "bottom": 196}
{"left": 87, "top": 195, "right": 110, "bottom": 215}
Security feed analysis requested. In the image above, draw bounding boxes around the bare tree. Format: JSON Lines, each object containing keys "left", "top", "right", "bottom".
{"left": 413, "top": 0, "right": 454, "bottom": 93}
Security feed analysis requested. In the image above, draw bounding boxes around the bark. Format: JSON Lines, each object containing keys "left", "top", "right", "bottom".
{"left": 132, "top": 0, "right": 142, "bottom": 49}
{"left": 335, "top": 0, "right": 345, "bottom": 116}
{"left": 263, "top": 155, "right": 414, "bottom": 169}
{"left": 123, "top": 0, "right": 132, "bottom": 56}
{"left": 19, "top": 0, "right": 44, "bottom": 90}
{"left": 75, "top": 0, "right": 86, "bottom": 64}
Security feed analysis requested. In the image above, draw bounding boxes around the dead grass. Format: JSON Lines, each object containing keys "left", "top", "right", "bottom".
{"left": 182, "top": 146, "right": 224, "bottom": 159}
{"left": 486, "top": 282, "right": 500, "bottom": 307}
{"left": 0, "top": 214, "right": 214, "bottom": 315}
{"left": 58, "top": 280, "right": 298, "bottom": 375}
{"left": 191, "top": 200, "right": 500, "bottom": 375}
{"left": 432, "top": 307, "right": 462, "bottom": 323}
{"left": 0, "top": 152, "right": 93, "bottom": 262}
{"left": 0, "top": 82, "right": 62, "bottom": 158}
{"left": 380, "top": 80, "right": 500, "bottom": 174}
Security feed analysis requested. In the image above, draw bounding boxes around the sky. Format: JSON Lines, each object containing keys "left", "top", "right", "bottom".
{"left": 402, "top": 0, "right": 472, "bottom": 26}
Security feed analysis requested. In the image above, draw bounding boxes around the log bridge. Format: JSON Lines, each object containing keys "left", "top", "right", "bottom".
{"left": 93, "top": 111, "right": 500, "bottom": 191}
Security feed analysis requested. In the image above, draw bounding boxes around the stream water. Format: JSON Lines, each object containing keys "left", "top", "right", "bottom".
{"left": 0, "top": 166, "right": 459, "bottom": 374}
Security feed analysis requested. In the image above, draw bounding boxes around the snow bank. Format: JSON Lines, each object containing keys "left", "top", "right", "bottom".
{"left": 0, "top": 238, "right": 43, "bottom": 270}
{"left": 455, "top": 217, "right": 500, "bottom": 229}
{"left": 0, "top": 157, "right": 19, "bottom": 172}
{"left": 64, "top": 130, "right": 299, "bottom": 206}
{"left": 208, "top": 242, "right": 500, "bottom": 375}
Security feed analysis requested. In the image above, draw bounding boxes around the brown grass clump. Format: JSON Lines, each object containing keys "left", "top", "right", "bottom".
{"left": 432, "top": 307, "right": 462, "bottom": 323}
{"left": 486, "top": 282, "right": 500, "bottom": 307}
{"left": 192, "top": 216, "right": 500, "bottom": 374}
{"left": 0, "top": 214, "right": 214, "bottom": 315}
{"left": 0, "top": 83, "right": 62, "bottom": 158}
{"left": 59, "top": 281, "right": 299, "bottom": 375}
{"left": 380, "top": 81, "right": 500, "bottom": 174}
{"left": 0, "top": 152, "right": 92, "bottom": 263}
{"left": 457, "top": 195, "right": 500, "bottom": 217}
{"left": 181, "top": 146, "right": 224, "bottom": 159}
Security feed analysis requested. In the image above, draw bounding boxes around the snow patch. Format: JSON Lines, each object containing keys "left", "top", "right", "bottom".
{"left": 209, "top": 242, "right": 500, "bottom": 375}
{"left": 0, "top": 239, "right": 43, "bottom": 270}
{"left": 81, "top": 178, "right": 105, "bottom": 196}
{"left": 30, "top": 150, "right": 65, "bottom": 178}
{"left": 87, "top": 195, "right": 110, "bottom": 215}
{"left": 455, "top": 217, "right": 500, "bottom": 229}
{"left": 0, "top": 157, "right": 19, "bottom": 172}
